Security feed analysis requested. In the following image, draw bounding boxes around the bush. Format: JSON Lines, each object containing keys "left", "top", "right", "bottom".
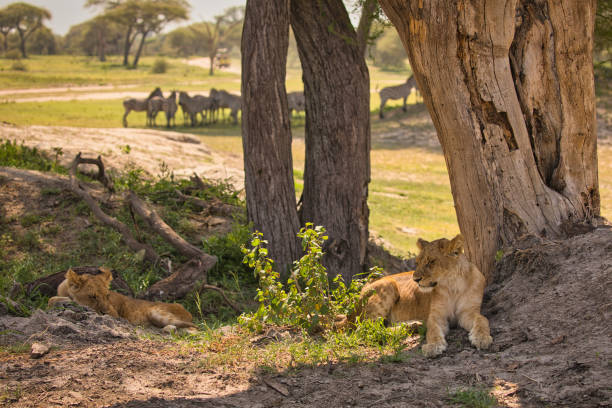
{"left": 4, "top": 49, "right": 21, "bottom": 60}
{"left": 373, "top": 29, "right": 407, "bottom": 70}
{"left": 10, "top": 60, "right": 27, "bottom": 71}
{"left": 239, "top": 224, "right": 377, "bottom": 333}
{"left": 0, "top": 140, "right": 66, "bottom": 173}
{"left": 151, "top": 58, "right": 168, "bottom": 74}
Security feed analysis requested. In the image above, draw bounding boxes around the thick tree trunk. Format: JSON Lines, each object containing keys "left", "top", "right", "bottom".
{"left": 379, "top": 0, "right": 599, "bottom": 280}
{"left": 132, "top": 31, "right": 149, "bottom": 68}
{"left": 97, "top": 29, "right": 106, "bottom": 62}
{"left": 17, "top": 30, "right": 27, "bottom": 58}
{"left": 291, "top": 0, "right": 371, "bottom": 283}
{"left": 241, "top": 0, "right": 301, "bottom": 275}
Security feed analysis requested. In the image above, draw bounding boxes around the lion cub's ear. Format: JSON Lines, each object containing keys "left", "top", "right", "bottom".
{"left": 66, "top": 268, "right": 83, "bottom": 287}
{"left": 416, "top": 238, "right": 430, "bottom": 251}
{"left": 99, "top": 267, "right": 113, "bottom": 286}
{"left": 447, "top": 234, "right": 464, "bottom": 256}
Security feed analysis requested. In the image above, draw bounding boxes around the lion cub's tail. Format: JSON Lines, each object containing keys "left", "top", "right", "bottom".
{"left": 148, "top": 306, "right": 196, "bottom": 329}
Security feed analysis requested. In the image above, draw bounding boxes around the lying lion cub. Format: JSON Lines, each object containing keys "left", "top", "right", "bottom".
{"left": 359, "top": 234, "right": 492, "bottom": 357}
{"left": 48, "top": 267, "right": 197, "bottom": 332}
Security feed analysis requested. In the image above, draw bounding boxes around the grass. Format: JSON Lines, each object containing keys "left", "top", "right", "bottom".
{"left": 448, "top": 388, "right": 497, "bottom": 408}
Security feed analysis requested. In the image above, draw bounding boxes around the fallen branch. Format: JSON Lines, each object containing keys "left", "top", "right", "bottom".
{"left": 199, "top": 284, "right": 241, "bottom": 313}
{"left": 69, "top": 153, "right": 162, "bottom": 268}
{"left": 128, "top": 191, "right": 217, "bottom": 262}
{"left": 72, "top": 152, "right": 114, "bottom": 193}
{"left": 175, "top": 189, "right": 239, "bottom": 217}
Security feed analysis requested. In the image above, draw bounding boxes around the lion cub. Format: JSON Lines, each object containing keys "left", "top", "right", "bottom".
{"left": 48, "top": 267, "right": 197, "bottom": 332}
{"left": 360, "top": 234, "right": 492, "bottom": 357}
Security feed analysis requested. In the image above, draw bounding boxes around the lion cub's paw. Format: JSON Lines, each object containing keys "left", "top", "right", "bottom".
{"left": 469, "top": 331, "right": 492, "bottom": 350}
{"left": 422, "top": 341, "right": 447, "bottom": 357}
{"left": 162, "top": 325, "right": 177, "bottom": 334}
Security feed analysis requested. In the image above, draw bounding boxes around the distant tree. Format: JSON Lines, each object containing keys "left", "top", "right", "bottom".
{"left": 372, "top": 27, "right": 406, "bottom": 70}
{"left": 0, "top": 9, "right": 13, "bottom": 53}
{"left": 129, "top": 0, "right": 189, "bottom": 68}
{"left": 596, "top": 0, "right": 612, "bottom": 60}
{"left": 85, "top": 15, "right": 122, "bottom": 61}
{"left": 3, "top": 2, "right": 51, "bottom": 58}
{"left": 26, "top": 25, "right": 55, "bottom": 55}
{"left": 192, "top": 6, "right": 244, "bottom": 75}
{"left": 167, "top": 26, "right": 200, "bottom": 57}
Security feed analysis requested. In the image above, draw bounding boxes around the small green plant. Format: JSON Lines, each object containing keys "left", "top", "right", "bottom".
{"left": 449, "top": 388, "right": 497, "bottom": 408}
{"left": 151, "top": 58, "right": 168, "bottom": 74}
{"left": 120, "top": 144, "right": 131, "bottom": 154}
{"left": 0, "top": 140, "right": 66, "bottom": 173}
{"left": 240, "top": 224, "right": 380, "bottom": 334}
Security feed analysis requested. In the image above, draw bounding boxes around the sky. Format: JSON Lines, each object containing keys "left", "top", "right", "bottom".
{"left": 0, "top": 0, "right": 247, "bottom": 35}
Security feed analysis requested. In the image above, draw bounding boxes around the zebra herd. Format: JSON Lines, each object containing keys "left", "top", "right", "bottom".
{"left": 121, "top": 76, "right": 416, "bottom": 128}
{"left": 122, "top": 88, "right": 243, "bottom": 128}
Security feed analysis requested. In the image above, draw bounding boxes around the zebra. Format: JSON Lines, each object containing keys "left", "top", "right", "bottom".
{"left": 147, "top": 91, "right": 177, "bottom": 128}
{"left": 378, "top": 76, "right": 418, "bottom": 119}
{"left": 287, "top": 91, "right": 305, "bottom": 117}
{"left": 147, "top": 96, "right": 164, "bottom": 127}
{"left": 163, "top": 90, "right": 178, "bottom": 128}
{"left": 178, "top": 91, "right": 215, "bottom": 126}
{"left": 122, "top": 87, "right": 163, "bottom": 127}
{"left": 211, "top": 89, "right": 241, "bottom": 125}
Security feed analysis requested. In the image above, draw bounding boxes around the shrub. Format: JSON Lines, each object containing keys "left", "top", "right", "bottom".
{"left": 151, "top": 58, "right": 168, "bottom": 74}
{"left": 4, "top": 49, "right": 21, "bottom": 60}
{"left": 0, "top": 140, "right": 66, "bottom": 173}
{"left": 10, "top": 61, "right": 27, "bottom": 71}
{"left": 239, "top": 224, "right": 376, "bottom": 333}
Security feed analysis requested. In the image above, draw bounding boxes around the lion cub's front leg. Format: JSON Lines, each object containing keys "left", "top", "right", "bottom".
{"left": 458, "top": 310, "right": 492, "bottom": 350}
{"left": 422, "top": 311, "right": 449, "bottom": 357}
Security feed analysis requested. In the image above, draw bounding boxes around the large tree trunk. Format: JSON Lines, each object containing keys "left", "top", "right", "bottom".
{"left": 241, "top": 0, "right": 301, "bottom": 274}
{"left": 291, "top": 0, "right": 371, "bottom": 283}
{"left": 17, "top": 30, "right": 27, "bottom": 58}
{"left": 209, "top": 53, "right": 215, "bottom": 76}
{"left": 379, "top": 0, "right": 599, "bottom": 280}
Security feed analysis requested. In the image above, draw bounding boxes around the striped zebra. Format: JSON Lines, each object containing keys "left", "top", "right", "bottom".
{"left": 379, "top": 76, "right": 418, "bottom": 119}
{"left": 211, "top": 88, "right": 241, "bottom": 125}
{"left": 178, "top": 91, "right": 215, "bottom": 126}
{"left": 122, "top": 87, "right": 163, "bottom": 127}
{"left": 287, "top": 91, "right": 305, "bottom": 117}
{"left": 147, "top": 91, "right": 177, "bottom": 128}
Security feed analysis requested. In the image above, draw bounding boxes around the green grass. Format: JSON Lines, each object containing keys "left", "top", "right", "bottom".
{"left": 448, "top": 388, "right": 497, "bottom": 408}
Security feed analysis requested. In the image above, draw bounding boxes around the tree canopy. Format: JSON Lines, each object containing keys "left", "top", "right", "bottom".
{"left": 0, "top": 2, "right": 51, "bottom": 57}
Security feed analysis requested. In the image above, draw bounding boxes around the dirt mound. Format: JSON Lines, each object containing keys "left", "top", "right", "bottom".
{"left": 0, "top": 303, "right": 138, "bottom": 347}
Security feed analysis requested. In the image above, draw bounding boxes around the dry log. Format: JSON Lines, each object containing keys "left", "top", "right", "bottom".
{"left": 72, "top": 153, "right": 114, "bottom": 193}
{"left": 144, "top": 258, "right": 213, "bottom": 301}
{"left": 69, "top": 154, "right": 162, "bottom": 267}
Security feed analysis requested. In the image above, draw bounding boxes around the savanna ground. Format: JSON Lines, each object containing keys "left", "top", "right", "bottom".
{"left": 0, "top": 56, "right": 611, "bottom": 407}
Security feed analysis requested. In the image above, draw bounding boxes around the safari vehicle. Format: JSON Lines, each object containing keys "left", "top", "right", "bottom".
{"left": 216, "top": 48, "right": 231, "bottom": 69}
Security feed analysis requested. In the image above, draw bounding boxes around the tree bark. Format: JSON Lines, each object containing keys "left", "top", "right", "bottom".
{"left": 241, "top": 0, "right": 301, "bottom": 275}
{"left": 132, "top": 30, "right": 149, "bottom": 68}
{"left": 378, "top": 0, "right": 599, "bottom": 280}
{"left": 17, "top": 30, "right": 27, "bottom": 58}
{"left": 122, "top": 25, "right": 133, "bottom": 66}
{"left": 356, "top": 0, "right": 378, "bottom": 57}
{"left": 291, "top": 0, "right": 371, "bottom": 283}
{"left": 209, "top": 53, "right": 215, "bottom": 76}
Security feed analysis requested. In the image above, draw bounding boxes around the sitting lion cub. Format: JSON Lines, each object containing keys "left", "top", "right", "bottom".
{"left": 360, "top": 234, "right": 492, "bottom": 357}
{"left": 48, "top": 267, "right": 197, "bottom": 332}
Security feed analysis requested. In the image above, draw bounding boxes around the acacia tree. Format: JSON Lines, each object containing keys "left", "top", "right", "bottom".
{"left": 378, "top": 0, "right": 599, "bottom": 279}
{"left": 0, "top": 10, "right": 13, "bottom": 53}
{"left": 291, "top": 0, "right": 371, "bottom": 283}
{"left": 4, "top": 2, "right": 50, "bottom": 58}
{"left": 130, "top": 0, "right": 188, "bottom": 68}
{"left": 241, "top": 0, "right": 301, "bottom": 274}
{"left": 191, "top": 7, "right": 243, "bottom": 75}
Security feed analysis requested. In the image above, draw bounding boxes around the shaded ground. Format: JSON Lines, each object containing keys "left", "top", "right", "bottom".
{"left": 1, "top": 223, "right": 610, "bottom": 407}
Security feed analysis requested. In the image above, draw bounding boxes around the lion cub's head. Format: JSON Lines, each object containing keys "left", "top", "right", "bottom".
{"left": 65, "top": 267, "right": 119, "bottom": 317}
{"left": 413, "top": 234, "right": 465, "bottom": 291}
